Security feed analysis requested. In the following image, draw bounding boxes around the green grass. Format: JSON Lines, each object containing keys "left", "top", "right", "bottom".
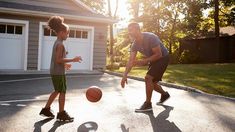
{"left": 110, "top": 63, "right": 235, "bottom": 98}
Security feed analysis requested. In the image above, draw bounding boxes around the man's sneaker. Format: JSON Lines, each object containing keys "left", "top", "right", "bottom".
{"left": 157, "top": 92, "right": 170, "bottom": 104}
{"left": 39, "top": 107, "right": 55, "bottom": 118}
{"left": 135, "top": 102, "right": 152, "bottom": 112}
{"left": 56, "top": 111, "right": 74, "bottom": 122}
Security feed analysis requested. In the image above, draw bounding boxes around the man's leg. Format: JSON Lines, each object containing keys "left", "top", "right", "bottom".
{"left": 145, "top": 74, "right": 155, "bottom": 103}
{"left": 153, "top": 83, "right": 166, "bottom": 94}
{"left": 154, "top": 83, "right": 170, "bottom": 104}
{"left": 135, "top": 74, "right": 154, "bottom": 112}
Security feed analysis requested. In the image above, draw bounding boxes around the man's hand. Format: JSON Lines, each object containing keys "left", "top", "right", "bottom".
{"left": 121, "top": 76, "right": 128, "bottom": 88}
{"left": 133, "top": 59, "right": 148, "bottom": 66}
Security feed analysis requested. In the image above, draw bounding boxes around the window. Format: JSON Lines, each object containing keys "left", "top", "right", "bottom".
{"left": 15, "top": 26, "right": 22, "bottom": 34}
{"left": 82, "top": 31, "right": 88, "bottom": 39}
{"left": 0, "top": 24, "right": 6, "bottom": 33}
{"left": 0, "top": 24, "right": 23, "bottom": 35}
{"left": 76, "top": 30, "right": 82, "bottom": 38}
{"left": 7, "top": 25, "right": 14, "bottom": 34}
{"left": 44, "top": 28, "right": 50, "bottom": 36}
{"left": 51, "top": 30, "right": 56, "bottom": 36}
{"left": 69, "top": 30, "right": 75, "bottom": 38}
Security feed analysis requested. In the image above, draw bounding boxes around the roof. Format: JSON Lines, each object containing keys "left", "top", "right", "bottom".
{"left": 220, "top": 26, "right": 235, "bottom": 36}
{"left": 0, "top": 0, "right": 116, "bottom": 24}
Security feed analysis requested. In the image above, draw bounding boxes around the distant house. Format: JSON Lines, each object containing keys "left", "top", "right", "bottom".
{"left": 0, "top": 0, "right": 115, "bottom": 71}
{"left": 179, "top": 26, "right": 235, "bottom": 63}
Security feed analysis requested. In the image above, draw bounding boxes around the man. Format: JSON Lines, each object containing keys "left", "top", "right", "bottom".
{"left": 121, "top": 22, "right": 170, "bottom": 112}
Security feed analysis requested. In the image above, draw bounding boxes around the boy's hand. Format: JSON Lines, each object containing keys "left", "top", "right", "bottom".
{"left": 121, "top": 76, "right": 128, "bottom": 88}
{"left": 65, "top": 63, "right": 72, "bottom": 70}
{"left": 73, "top": 56, "right": 82, "bottom": 63}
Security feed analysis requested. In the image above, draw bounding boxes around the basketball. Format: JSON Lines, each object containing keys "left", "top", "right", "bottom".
{"left": 86, "top": 86, "right": 102, "bottom": 102}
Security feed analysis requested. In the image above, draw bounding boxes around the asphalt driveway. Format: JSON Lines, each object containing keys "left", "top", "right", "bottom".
{"left": 0, "top": 73, "right": 234, "bottom": 132}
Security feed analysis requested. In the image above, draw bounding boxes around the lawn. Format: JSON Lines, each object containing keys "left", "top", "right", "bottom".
{"left": 110, "top": 63, "right": 235, "bottom": 98}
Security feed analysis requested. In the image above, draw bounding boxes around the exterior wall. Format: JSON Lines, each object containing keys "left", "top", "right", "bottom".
{"left": 0, "top": 13, "right": 108, "bottom": 70}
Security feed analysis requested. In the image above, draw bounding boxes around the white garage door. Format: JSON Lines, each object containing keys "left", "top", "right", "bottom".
{"left": 0, "top": 23, "right": 25, "bottom": 69}
{"left": 40, "top": 26, "right": 92, "bottom": 70}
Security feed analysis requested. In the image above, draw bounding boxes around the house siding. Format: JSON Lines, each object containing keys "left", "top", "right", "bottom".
{"left": 0, "top": 13, "right": 108, "bottom": 70}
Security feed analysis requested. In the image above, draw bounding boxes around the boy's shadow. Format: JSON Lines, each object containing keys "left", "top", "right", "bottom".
{"left": 33, "top": 118, "right": 53, "bottom": 132}
{"left": 142, "top": 104, "right": 182, "bottom": 132}
{"left": 48, "top": 120, "right": 72, "bottom": 132}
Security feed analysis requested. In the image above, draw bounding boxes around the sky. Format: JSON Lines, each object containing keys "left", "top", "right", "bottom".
{"left": 108, "top": 0, "right": 131, "bottom": 29}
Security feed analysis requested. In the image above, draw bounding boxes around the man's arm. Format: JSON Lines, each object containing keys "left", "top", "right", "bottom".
{"left": 121, "top": 51, "right": 137, "bottom": 88}
{"left": 145, "top": 45, "right": 162, "bottom": 63}
{"left": 123, "top": 51, "right": 137, "bottom": 76}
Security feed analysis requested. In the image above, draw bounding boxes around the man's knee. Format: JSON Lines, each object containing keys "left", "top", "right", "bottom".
{"left": 145, "top": 75, "right": 154, "bottom": 82}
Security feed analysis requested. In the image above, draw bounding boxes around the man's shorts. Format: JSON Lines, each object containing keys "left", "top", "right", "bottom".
{"left": 147, "top": 55, "right": 169, "bottom": 82}
{"left": 51, "top": 75, "right": 67, "bottom": 93}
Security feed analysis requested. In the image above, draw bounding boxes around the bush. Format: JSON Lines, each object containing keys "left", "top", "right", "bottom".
{"left": 179, "top": 50, "right": 200, "bottom": 64}
{"left": 106, "top": 62, "right": 120, "bottom": 70}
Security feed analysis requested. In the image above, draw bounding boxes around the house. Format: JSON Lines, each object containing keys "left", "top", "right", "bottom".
{"left": 0, "top": 0, "right": 115, "bottom": 71}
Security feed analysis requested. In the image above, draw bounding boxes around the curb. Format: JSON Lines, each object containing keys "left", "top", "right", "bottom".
{"left": 104, "top": 70, "right": 235, "bottom": 101}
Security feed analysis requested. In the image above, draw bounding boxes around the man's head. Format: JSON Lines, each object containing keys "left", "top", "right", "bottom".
{"left": 128, "top": 22, "right": 141, "bottom": 41}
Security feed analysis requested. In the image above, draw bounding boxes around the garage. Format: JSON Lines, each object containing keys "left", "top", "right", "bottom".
{"left": 38, "top": 23, "right": 94, "bottom": 70}
{"left": 0, "top": 19, "right": 28, "bottom": 70}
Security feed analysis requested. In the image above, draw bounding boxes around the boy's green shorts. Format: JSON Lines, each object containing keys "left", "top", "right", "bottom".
{"left": 51, "top": 75, "right": 67, "bottom": 93}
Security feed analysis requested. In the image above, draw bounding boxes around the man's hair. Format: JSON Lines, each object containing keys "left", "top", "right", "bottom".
{"left": 128, "top": 22, "right": 140, "bottom": 30}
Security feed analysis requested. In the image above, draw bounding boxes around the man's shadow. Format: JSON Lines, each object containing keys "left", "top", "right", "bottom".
{"left": 34, "top": 118, "right": 53, "bottom": 132}
{"left": 143, "top": 104, "right": 182, "bottom": 132}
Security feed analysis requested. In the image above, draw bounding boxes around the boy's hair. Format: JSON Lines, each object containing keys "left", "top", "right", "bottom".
{"left": 47, "top": 16, "right": 69, "bottom": 33}
{"left": 128, "top": 22, "right": 140, "bottom": 31}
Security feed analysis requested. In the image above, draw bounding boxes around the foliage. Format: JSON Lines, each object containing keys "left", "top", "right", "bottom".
{"left": 80, "top": 0, "right": 106, "bottom": 14}
{"left": 179, "top": 50, "right": 200, "bottom": 64}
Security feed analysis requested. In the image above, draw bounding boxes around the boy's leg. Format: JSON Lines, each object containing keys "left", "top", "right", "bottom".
{"left": 59, "top": 92, "right": 65, "bottom": 112}
{"left": 45, "top": 91, "right": 59, "bottom": 108}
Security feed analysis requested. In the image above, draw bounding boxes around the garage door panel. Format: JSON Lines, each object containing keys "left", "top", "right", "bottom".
{"left": 0, "top": 26, "right": 24, "bottom": 69}
{"left": 41, "top": 26, "right": 92, "bottom": 70}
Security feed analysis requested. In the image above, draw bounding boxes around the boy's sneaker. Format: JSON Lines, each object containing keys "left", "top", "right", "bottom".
{"left": 157, "top": 92, "right": 170, "bottom": 104}
{"left": 39, "top": 107, "right": 55, "bottom": 118}
{"left": 56, "top": 111, "right": 74, "bottom": 122}
{"left": 135, "top": 102, "right": 152, "bottom": 112}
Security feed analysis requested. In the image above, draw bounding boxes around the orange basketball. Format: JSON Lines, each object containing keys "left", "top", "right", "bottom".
{"left": 86, "top": 86, "right": 102, "bottom": 102}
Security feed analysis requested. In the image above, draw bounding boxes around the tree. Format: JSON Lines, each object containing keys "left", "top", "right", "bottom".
{"left": 107, "top": 0, "right": 119, "bottom": 68}
{"left": 80, "top": 0, "right": 106, "bottom": 14}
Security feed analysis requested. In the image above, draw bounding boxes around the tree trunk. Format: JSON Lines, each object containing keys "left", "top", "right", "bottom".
{"left": 169, "top": 4, "right": 179, "bottom": 54}
{"left": 214, "top": 0, "right": 220, "bottom": 62}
